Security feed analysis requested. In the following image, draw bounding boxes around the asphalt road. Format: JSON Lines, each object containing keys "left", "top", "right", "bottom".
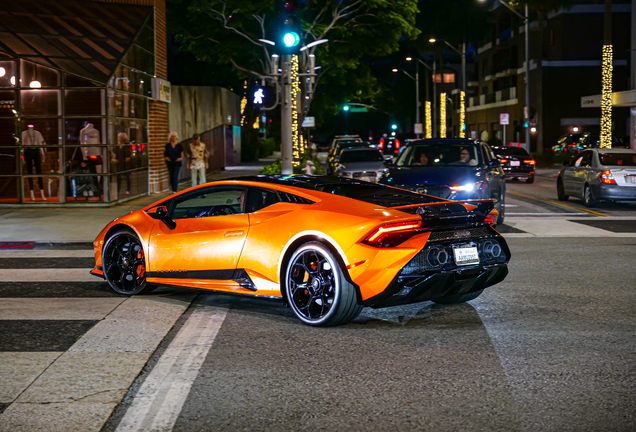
{"left": 1, "top": 176, "right": 636, "bottom": 432}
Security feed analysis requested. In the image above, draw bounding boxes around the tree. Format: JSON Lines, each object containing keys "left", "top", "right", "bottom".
{"left": 167, "top": 0, "right": 420, "bottom": 125}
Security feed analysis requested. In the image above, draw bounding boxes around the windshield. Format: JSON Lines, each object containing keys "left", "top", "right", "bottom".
{"left": 396, "top": 144, "right": 481, "bottom": 167}
{"left": 340, "top": 149, "right": 384, "bottom": 164}
{"left": 599, "top": 153, "right": 636, "bottom": 166}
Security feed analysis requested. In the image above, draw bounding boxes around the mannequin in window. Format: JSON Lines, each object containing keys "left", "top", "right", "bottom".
{"left": 80, "top": 123, "right": 102, "bottom": 179}
{"left": 21, "top": 124, "right": 47, "bottom": 201}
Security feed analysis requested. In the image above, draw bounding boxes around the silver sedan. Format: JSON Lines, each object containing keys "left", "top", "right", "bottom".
{"left": 335, "top": 147, "right": 387, "bottom": 183}
{"left": 557, "top": 148, "right": 636, "bottom": 207}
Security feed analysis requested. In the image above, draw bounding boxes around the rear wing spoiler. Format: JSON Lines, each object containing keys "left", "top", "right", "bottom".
{"left": 392, "top": 199, "right": 498, "bottom": 227}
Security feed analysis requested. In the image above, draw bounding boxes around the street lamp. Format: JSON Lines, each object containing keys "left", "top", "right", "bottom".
{"left": 478, "top": 0, "right": 530, "bottom": 150}
{"left": 405, "top": 57, "right": 437, "bottom": 138}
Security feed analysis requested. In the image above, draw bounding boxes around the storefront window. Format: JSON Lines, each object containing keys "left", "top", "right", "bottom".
{"left": 64, "top": 146, "right": 108, "bottom": 175}
{"left": 65, "top": 89, "right": 105, "bottom": 116}
{"left": 0, "top": 90, "right": 17, "bottom": 117}
{"left": 22, "top": 175, "right": 63, "bottom": 202}
{"left": 0, "top": 119, "right": 17, "bottom": 146}
{"left": 20, "top": 119, "right": 61, "bottom": 146}
{"left": 0, "top": 147, "right": 19, "bottom": 174}
{"left": 0, "top": 176, "right": 19, "bottom": 203}
{"left": 65, "top": 118, "right": 106, "bottom": 146}
{"left": 65, "top": 74, "right": 102, "bottom": 88}
{"left": 0, "top": 61, "right": 16, "bottom": 88}
{"left": 20, "top": 90, "right": 61, "bottom": 116}
{"left": 20, "top": 60, "right": 60, "bottom": 88}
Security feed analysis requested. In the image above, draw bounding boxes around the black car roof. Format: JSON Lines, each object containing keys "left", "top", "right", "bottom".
{"left": 406, "top": 138, "right": 480, "bottom": 146}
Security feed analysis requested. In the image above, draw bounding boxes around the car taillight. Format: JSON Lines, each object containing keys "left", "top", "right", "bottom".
{"left": 500, "top": 159, "right": 508, "bottom": 163}
{"left": 379, "top": 139, "right": 384, "bottom": 149}
{"left": 600, "top": 170, "right": 616, "bottom": 184}
{"left": 363, "top": 220, "right": 423, "bottom": 248}
{"left": 395, "top": 139, "right": 400, "bottom": 149}
{"left": 484, "top": 214, "right": 495, "bottom": 224}
{"left": 523, "top": 159, "right": 536, "bottom": 165}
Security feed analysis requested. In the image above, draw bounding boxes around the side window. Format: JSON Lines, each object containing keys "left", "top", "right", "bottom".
{"left": 579, "top": 151, "right": 593, "bottom": 168}
{"left": 171, "top": 188, "right": 245, "bottom": 219}
{"left": 245, "top": 188, "right": 280, "bottom": 213}
{"left": 483, "top": 144, "right": 495, "bottom": 161}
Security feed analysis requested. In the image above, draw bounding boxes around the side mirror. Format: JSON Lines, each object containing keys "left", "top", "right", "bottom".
{"left": 148, "top": 205, "right": 167, "bottom": 220}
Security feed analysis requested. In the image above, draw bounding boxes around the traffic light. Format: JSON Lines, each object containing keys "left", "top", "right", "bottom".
{"left": 391, "top": 124, "right": 398, "bottom": 130}
{"left": 343, "top": 104, "right": 350, "bottom": 111}
{"left": 277, "top": 0, "right": 302, "bottom": 54}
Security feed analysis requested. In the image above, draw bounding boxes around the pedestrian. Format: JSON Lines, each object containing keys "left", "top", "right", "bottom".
{"left": 165, "top": 132, "right": 184, "bottom": 193}
{"left": 186, "top": 133, "right": 209, "bottom": 187}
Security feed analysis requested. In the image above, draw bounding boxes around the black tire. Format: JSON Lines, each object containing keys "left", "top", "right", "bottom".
{"left": 285, "top": 242, "right": 362, "bottom": 327}
{"left": 102, "top": 230, "right": 156, "bottom": 295}
{"left": 557, "top": 178, "right": 569, "bottom": 201}
{"left": 432, "top": 289, "right": 484, "bottom": 305}
{"left": 583, "top": 184, "right": 596, "bottom": 208}
{"left": 526, "top": 175, "right": 535, "bottom": 184}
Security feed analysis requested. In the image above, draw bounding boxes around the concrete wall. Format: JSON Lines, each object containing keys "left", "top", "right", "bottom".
{"left": 169, "top": 86, "right": 241, "bottom": 142}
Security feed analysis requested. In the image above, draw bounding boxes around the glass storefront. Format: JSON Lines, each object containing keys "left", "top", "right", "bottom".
{"left": 0, "top": 0, "right": 154, "bottom": 204}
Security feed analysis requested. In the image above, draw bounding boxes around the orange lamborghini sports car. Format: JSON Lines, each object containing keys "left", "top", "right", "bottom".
{"left": 91, "top": 176, "right": 510, "bottom": 327}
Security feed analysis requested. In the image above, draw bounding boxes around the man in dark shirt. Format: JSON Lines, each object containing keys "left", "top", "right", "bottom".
{"left": 165, "top": 132, "right": 184, "bottom": 193}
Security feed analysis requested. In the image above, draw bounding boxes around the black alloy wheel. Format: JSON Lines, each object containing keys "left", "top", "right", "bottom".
{"left": 103, "top": 230, "right": 155, "bottom": 295}
{"left": 285, "top": 242, "right": 362, "bottom": 327}
{"left": 557, "top": 178, "right": 569, "bottom": 201}
{"left": 526, "top": 175, "right": 535, "bottom": 184}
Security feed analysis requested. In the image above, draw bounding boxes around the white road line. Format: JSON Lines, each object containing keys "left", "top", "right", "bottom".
{"left": 0, "top": 250, "right": 94, "bottom": 258}
{"left": 0, "top": 269, "right": 95, "bottom": 282}
{"left": 115, "top": 305, "right": 228, "bottom": 432}
{"left": 507, "top": 212, "right": 585, "bottom": 216}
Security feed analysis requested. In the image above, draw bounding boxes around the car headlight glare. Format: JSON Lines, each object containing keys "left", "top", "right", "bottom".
{"left": 450, "top": 183, "right": 475, "bottom": 192}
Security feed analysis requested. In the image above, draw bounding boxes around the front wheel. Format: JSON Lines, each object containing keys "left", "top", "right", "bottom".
{"left": 432, "top": 289, "right": 484, "bottom": 304}
{"left": 103, "top": 230, "right": 156, "bottom": 295}
{"left": 285, "top": 242, "right": 362, "bottom": 327}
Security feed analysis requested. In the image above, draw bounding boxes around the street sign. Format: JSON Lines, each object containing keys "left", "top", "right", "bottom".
{"left": 499, "top": 113, "right": 510, "bottom": 125}
{"left": 253, "top": 88, "right": 264, "bottom": 105}
{"left": 349, "top": 107, "right": 368, "bottom": 113}
{"left": 302, "top": 116, "right": 315, "bottom": 128}
{"left": 414, "top": 123, "right": 423, "bottom": 134}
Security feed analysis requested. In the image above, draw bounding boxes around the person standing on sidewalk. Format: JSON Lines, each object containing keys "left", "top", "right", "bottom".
{"left": 165, "top": 132, "right": 184, "bottom": 193}
{"left": 186, "top": 133, "right": 209, "bottom": 187}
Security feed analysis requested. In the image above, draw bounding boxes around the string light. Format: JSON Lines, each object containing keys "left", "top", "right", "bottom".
{"left": 425, "top": 101, "right": 432, "bottom": 139}
{"left": 252, "top": 116, "right": 260, "bottom": 130}
{"left": 459, "top": 91, "right": 466, "bottom": 138}
{"left": 440, "top": 92, "right": 447, "bottom": 138}
{"left": 600, "top": 44, "right": 613, "bottom": 148}
{"left": 291, "top": 54, "right": 301, "bottom": 166}
{"left": 240, "top": 80, "right": 247, "bottom": 126}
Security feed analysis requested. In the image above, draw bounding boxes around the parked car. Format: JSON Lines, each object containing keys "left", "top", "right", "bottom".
{"left": 578, "top": 133, "right": 626, "bottom": 150}
{"left": 378, "top": 136, "right": 402, "bottom": 158}
{"left": 333, "top": 147, "right": 387, "bottom": 182}
{"left": 557, "top": 148, "right": 636, "bottom": 207}
{"left": 493, "top": 146, "right": 536, "bottom": 183}
{"left": 378, "top": 139, "right": 506, "bottom": 224}
{"left": 91, "top": 175, "right": 509, "bottom": 327}
{"left": 327, "top": 140, "right": 370, "bottom": 174}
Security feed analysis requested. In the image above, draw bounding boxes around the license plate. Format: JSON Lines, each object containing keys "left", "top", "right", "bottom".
{"left": 453, "top": 245, "right": 480, "bottom": 266}
{"left": 626, "top": 175, "right": 636, "bottom": 184}
{"left": 511, "top": 160, "right": 520, "bottom": 166}
{"left": 360, "top": 176, "right": 374, "bottom": 182}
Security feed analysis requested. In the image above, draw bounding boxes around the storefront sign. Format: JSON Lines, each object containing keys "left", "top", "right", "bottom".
{"left": 152, "top": 78, "right": 171, "bottom": 103}
{"left": 302, "top": 116, "right": 315, "bottom": 128}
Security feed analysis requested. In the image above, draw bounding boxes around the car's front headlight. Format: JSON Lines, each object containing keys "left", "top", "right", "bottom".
{"left": 449, "top": 182, "right": 486, "bottom": 195}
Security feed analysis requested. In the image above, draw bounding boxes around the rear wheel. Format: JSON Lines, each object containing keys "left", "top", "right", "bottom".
{"left": 496, "top": 187, "right": 506, "bottom": 225}
{"left": 432, "top": 289, "right": 484, "bottom": 304}
{"left": 285, "top": 242, "right": 362, "bottom": 327}
{"left": 526, "top": 175, "right": 535, "bottom": 184}
{"left": 102, "top": 230, "right": 156, "bottom": 295}
{"left": 557, "top": 178, "right": 569, "bottom": 201}
{"left": 583, "top": 184, "right": 596, "bottom": 208}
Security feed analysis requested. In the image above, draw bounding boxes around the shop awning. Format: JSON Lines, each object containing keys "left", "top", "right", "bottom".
{"left": 0, "top": 0, "right": 152, "bottom": 83}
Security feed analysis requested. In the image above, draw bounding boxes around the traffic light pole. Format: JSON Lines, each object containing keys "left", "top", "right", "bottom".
{"left": 281, "top": 54, "right": 293, "bottom": 174}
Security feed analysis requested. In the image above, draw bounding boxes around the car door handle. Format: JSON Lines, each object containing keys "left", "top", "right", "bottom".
{"left": 224, "top": 230, "right": 244, "bottom": 237}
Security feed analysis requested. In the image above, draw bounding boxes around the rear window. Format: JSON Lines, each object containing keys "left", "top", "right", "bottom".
{"left": 499, "top": 147, "right": 530, "bottom": 157}
{"left": 599, "top": 153, "right": 636, "bottom": 166}
{"left": 340, "top": 149, "right": 384, "bottom": 164}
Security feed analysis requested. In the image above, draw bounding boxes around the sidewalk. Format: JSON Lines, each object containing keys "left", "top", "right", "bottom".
{"left": 0, "top": 159, "right": 272, "bottom": 243}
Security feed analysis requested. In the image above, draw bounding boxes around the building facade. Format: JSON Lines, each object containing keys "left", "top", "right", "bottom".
{"left": 455, "top": 1, "right": 632, "bottom": 153}
{"left": 0, "top": 0, "right": 171, "bottom": 205}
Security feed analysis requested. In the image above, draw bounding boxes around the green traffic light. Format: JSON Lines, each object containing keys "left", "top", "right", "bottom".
{"left": 283, "top": 32, "right": 300, "bottom": 47}
{"left": 391, "top": 124, "right": 398, "bottom": 130}
{"left": 343, "top": 105, "right": 350, "bottom": 111}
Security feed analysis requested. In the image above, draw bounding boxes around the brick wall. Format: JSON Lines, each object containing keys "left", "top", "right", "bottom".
{"left": 90, "top": 0, "right": 170, "bottom": 193}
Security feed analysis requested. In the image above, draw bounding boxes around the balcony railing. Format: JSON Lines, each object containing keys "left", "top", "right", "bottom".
{"left": 468, "top": 87, "right": 517, "bottom": 109}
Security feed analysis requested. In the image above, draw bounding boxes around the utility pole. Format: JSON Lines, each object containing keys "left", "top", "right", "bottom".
{"left": 433, "top": 58, "right": 437, "bottom": 138}
{"left": 524, "top": 4, "right": 531, "bottom": 152}
{"left": 416, "top": 60, "right": 421, "bottom": 138}
{"left": 281, "top": 55, "right": 293, "bottom": 174}
{"left": 600, "top": 0, "right": 613, "bottom": 148}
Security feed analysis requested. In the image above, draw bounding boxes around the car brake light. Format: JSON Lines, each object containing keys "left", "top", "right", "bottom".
{"left": 600, "top": 170, "right": 616, "bottom": 184}
{"left": 500, "top": 159, "right": 508, "bottom": 163}
{"left": 379, "top": 139, "right": 384, "bottom": 149}
{"left": 363, "top": 220, "right": 423, "bottom": 247}
{"left": 523, "top": 159, "right": 536, "bottom": 165}
{"left": 395, "top": 139, "right": 400, "bottom": 149}
{"left": 88, "top": 155, "right": 98, "bottom": 160}
{"left": 484, "top": 214, "right": 495, "bottom": 224}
